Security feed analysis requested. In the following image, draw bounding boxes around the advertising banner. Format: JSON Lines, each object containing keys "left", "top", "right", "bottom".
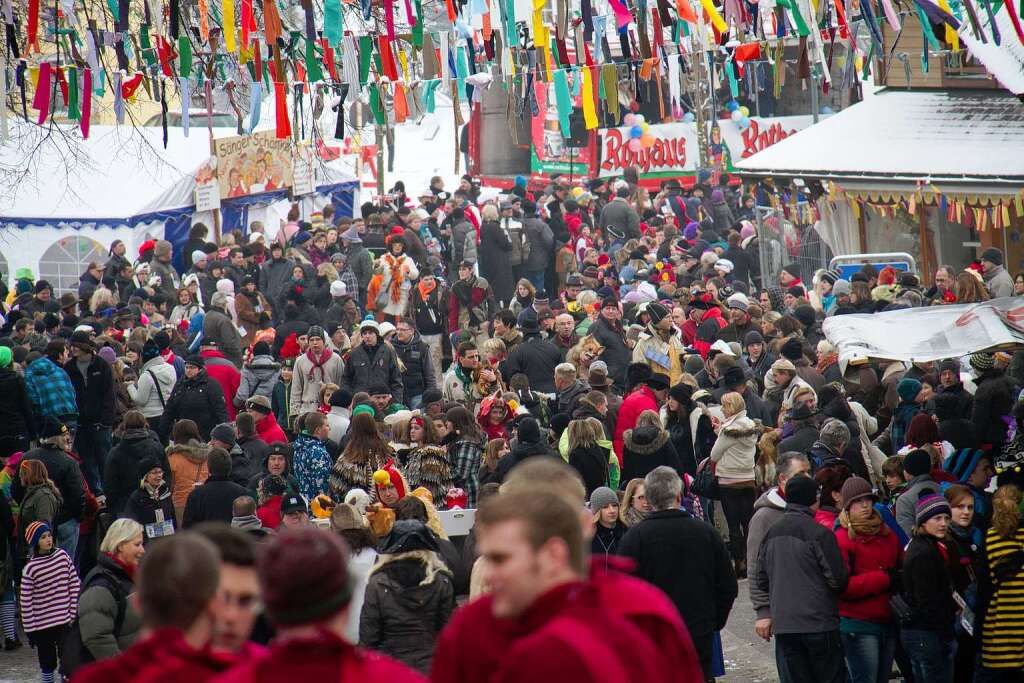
{"left": 823, "top": 297, "right": 1024, "bottom": 368}
{"left": 597, "top": 122, "right": 698, "bottom": 179}
{"left": 718, "top": 115, "right": 818, "bottom": 167}
{"left": 530, "top": 81, "right": 593, "bottom": 176}
{"left": 213, "top": 131, "right": 295, "bottom": 199}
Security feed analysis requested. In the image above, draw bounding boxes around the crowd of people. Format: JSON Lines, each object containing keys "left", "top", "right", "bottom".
{"left": 0, "top": 168, "right": 1022, "bottom": 682}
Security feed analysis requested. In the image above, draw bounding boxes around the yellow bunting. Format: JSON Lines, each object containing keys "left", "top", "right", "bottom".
{"left": 398, "top": 49, "right": 409, "bottom": 81}
{"left": 700, "top": 0, "right": 727, "bottom": 32}
{"left": 223, "top": 0, "right": 237, "bottom": 51}
{"left": 581, "top": 66, "right": 598, "bottom": 129}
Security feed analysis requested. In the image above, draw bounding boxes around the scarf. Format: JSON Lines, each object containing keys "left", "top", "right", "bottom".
{"left": 622, "top": 506, "right": 646, "bottom": 527}
{"left": 890, "top": 402, "right": 921, "bottom": 452}
{"left": 516, "top": 292, "right": 534, "bottom": 309}
{"left": 417, "top": 278, "right": 437, "bottom": 301}
{"left": 839, "top": 506, "right": 883, "bottom": 540}
{"left": 384, "top": 253, "right": 406, "bottom": 304}
{"left": 816, "top": 352, "right": 838, "bottom": 375}
{"left": 305, "top": 347, "right": 334, "bottom": 382}
{"left": 105, "top": 551, "right": 137, "bottom": 580}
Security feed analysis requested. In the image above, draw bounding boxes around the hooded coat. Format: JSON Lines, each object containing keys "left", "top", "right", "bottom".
{"left": 129, "top": 356, "right": 177, "bottom": 419}
{"left": 359, "top": 550, "right": 455, "bottom": 673}
{"left": 104, "top": 428, "right": 170, "bottom": 516}
{"left": 166, "top": 442, "right": 209, "bottom": 522}
{"left": 709, "top": 411, "right": 759, "bottom": 481}
{"left": 620, "top": 426, "right": 683, "bottom": 485}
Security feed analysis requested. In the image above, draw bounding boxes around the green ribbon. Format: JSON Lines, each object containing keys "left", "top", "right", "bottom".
{"left": 412, "top": 0, "right": 424, "bottom": 47}
{"left": 368, "top": 83, "right": 385, "bottom": 124}
{"left": 423, "top": 78, "right": 441, "bottom": 112}
{"left": 455, "top": 45, "right": 469, "bottom": 101}
{"left": 778, "top": 0, "right": 810, "bottom": 36}
{"left": 305, "top": 38, "right": 323, "bottom": 81}
{"left": 140, "top": 25, "right": 158, "bottom": 70}
{"left": 552, "top": 69, "right": 572, "bottom": 137}
{"left": 324, "top": 0, "right": 342, "bottom": 46}
{"left": 358, "top": 35, "right": 373, "bottom": 85}
{"left": 178, "top": 36, "right": 192, "bottom": 77}
{"left": 67, "top": 66, "right": 80, "bottom": 120}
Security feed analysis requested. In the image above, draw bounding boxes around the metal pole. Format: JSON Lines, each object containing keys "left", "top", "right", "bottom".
{"left": 810, "top": 66, "right": 820, "bottom": 123}
{"left": 376, "top": 124, "right": 385, "bottom": 196}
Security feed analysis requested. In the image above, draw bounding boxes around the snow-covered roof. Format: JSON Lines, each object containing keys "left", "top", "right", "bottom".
{"left": 735, "top": 90, "right": 1024, "bottom": 186}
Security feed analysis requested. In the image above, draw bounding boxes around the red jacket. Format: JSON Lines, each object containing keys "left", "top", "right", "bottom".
{"left": 255, "top": 413, "right": 288, "bottom": 445}
{"left": 431, "top": 558, "right": 704, "bottom": 683}
{"left": 613, "top": 386, "right": 659, "bottom": 464}
{"left": 211, "top": 629, "right": 424, "bottom": 683}
{"left": 835, "top": 523, "right": 902, "bottom": 624}
{"left": 200, "top": 350, "right": 241, "bottom": 420}
{"left": 73, "top": 628, "right": 237, "bottom": 683}
{"left": 447, "top": 279, "right": 490, "bottom": 333}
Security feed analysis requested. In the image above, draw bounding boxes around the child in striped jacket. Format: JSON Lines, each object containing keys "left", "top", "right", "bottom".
{"left": 19, "top": 521, "right": 79, "bottom": 683}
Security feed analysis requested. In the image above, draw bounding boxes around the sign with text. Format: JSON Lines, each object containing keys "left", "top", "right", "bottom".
{"left": 597, "top": 123, "right": 698, "bottom": 178}
{"left": 718, "top": 115, "right": 819, "bottom": 166}
{"left": 212, "top": 131, "right": 294, "bottom": 199}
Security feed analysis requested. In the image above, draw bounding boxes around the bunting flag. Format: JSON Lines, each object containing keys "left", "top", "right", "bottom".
{"left": 274, "top": 80, "right": 290, "bottom": 138}
{"left": 223, "top": 0, "right": 237, "bottom": 51}
{"left": 31, "top": 61, "right": 50, "bottom": 124}
{"left": 81, "top": 67, "right": 91, "bottom": 138}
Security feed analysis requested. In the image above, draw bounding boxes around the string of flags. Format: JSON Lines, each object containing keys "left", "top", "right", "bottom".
{"left": 1, "top": 0, "right": 1021, "bottom": 145}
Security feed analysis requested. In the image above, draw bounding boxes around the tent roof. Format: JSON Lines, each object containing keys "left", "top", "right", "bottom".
{"left": 1, "top": 123, "right": 356, "bottom": 223}
{"left": 735, "top": 90, "right": 1024, "bottom": 187}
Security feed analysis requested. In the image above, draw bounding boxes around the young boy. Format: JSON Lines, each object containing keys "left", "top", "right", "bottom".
{"left": 882, "top": 455, "right": 907, "bottom": 509}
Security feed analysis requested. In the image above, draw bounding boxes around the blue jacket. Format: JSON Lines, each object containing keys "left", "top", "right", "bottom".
{"left": 24, "top": 357, "right": 78, "bottom": 430}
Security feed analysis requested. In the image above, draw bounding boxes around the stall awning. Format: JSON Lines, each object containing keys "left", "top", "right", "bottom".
{"left": 735, "top": 90, "right": 1024, "bottom": 189}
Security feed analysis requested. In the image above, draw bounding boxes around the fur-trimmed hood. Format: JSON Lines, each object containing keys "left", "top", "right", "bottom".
{"left": 719, "top": 411, "right": 759, "bottom": 438}
{"left": 623, "top": 426, "right": 669, "bottom": 454}
{"left": 166, "top": 440, "right": 209, "bottom": 464}
{"left": 370, "top": 549, "right": 451, "bottom": 586}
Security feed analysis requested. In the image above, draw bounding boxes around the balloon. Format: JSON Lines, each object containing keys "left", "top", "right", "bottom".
{"left": 726, "top": 100, "right": 740, "bottom": 112}
{"left": 630, "top": 125, "right": 644, "bottom": 138}
{"left": 739, "top": 106, "right": 750, "bottom": 117}
{"left": 634, "top": 114, "right": 645, "bottom": 124}
{"left": 623, "top": 113, "right": 636, "bottom": 127}
{"left": 739, "top": 117, "right": 751, "bottom": 130}
{"left": 628, "top": 138, "right": 643, "bottom": 152}
{"left": 730, "top": 110, "right": 743, "bottom": 122}
{"left": 642, "top": 134, "right": 656, "bottom": 148}
{"left": 683, "top": 112, "right": 696, "bottom": 123}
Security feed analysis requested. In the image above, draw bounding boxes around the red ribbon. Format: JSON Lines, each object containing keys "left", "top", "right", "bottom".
{"left": 27, "top": 0, "right": 39, "bottom": 52}
{"left": 121, "top": 71, "right": 144, "bottom": 99}
{"left": 608, "top": 0, "right": 633, "bottom": 31}
{"left": 320, "top": 38, "right": 339, "bottom": 81}
{"left": 384, "top": 0, "right": 395, "bottom": 40}
{"left": 378, "top": 36, "right": 399, "bottom": 80}
{"left": 32, "top": 62, "right": 51, "bottom": 123}
{"left": 81, "top": 68, "right": 92, "bottom": 138}
{"left": 241, "top": 0, "right": 253, "bottom": 49}
{"left": 274, "top": 80, "right": 291, "bottom": 138}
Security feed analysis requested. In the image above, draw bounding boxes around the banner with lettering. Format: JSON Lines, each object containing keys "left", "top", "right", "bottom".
{"left": 718, "top": 115, "right": 819, "bottom": 167}
{"left": 597, "top": 123, "right": 698, "bottom": 179}
{"left": 530, "top": 82, "right": 593, "bottom": 177}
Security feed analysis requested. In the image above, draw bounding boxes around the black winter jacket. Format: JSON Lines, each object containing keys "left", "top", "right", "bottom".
{"left": 181, "top": 475, "right": 248, "bottom": 528}
{"left": 343, "top": 342, "right": 404, "bottom": 404}
{"left": 590, "top": 316, "right": 631, "bottom": 391}
{"left": 227, "top": 444, "right": 256, "bottom": 488}
{"left": 237, "top": 434, "right": 270, "bottom": 476}
{"left": 359, "top": 552, "right": 455, "bottom": 673}
{"left": 618, "top": 509, "right": 737, "bottom": 638}
{"left": 753, "top": 505, "right": 847, "bottom": 634}
{"left": 568, "top": 443, "right": 610, "bottom": 497}
{"left": 503, "top": 334, "right": 562, "bottom": 394}
{"left": 621, "top": 427, "right": 682, "bottom": 485}
{"left": 393, "top": 334, "right": 436, "bottom": 401}
{"left": 64, "top": 354, "right": 116, "bottom": 427}
{"left": 103, "top": 429, "right": 170, "bottom": 516}
{"left": 902, "top": 533, "right": 963, "bottom": 630}
{"left": 159, "top": 370, "right": 228, "bottom": 440}
{"left": 972, "top": 370, "right": 1017, "bottom": 445}
{"left": 11, "top": 445, "right": 85, "bottom": 524}
{"left": 490, "top": 439, "right": 555, "bottom": 484}
{"left": 0, "top": 366, "right": 34, "bottom": 445}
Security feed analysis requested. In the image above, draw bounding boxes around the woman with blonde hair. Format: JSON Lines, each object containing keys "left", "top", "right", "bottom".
{"left": 478, "top": 438, "right": 509, "bottom": 487}
{"left": 567, "top": 417, "right": 612, "bottom": 496}
{"left": 169, "top": 287, "right": 201, "bottom": 327}
{"left": 980, "top": 484, "right": 1024, "bottom": 676}
{"left": 709, "top": 391, "right": 759, "bottom": 577}
{"left": 509, "top": 278, "right": 535, "bottom": 316}
{"left": 17, "top": 460, "right": 61, "bottom": 560}
{"left": 88, "top": 286, "right": 118, "bottom": 317}
{"left": 620, "top": 478, "right": 650, "bottom": 527}
{"left": 78, "top": 519, "right": 145, "bottom": 660}
{"left": 955, "top": 271, "right": 990, "bottom": 304}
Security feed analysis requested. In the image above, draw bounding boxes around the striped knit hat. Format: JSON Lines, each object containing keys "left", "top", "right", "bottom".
{"left": 970, "top": 352, "right": 995, "bottom": 372}
{"left": 25, "top": 520, "right": 50, "bottom": 548}
{"left": 915, "top": 494, "right": 951, "bottom": 528}
{"left": 944, "top": 449, "right": 987, "bottom": 483}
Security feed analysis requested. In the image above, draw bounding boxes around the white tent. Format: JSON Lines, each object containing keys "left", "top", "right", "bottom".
{"left": 0, "top": 122, "right": 357, "bottom": 293}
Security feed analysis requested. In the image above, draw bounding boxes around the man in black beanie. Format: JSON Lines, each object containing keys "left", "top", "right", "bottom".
{"left": 753, "top": 474, "right": 847, "bottom": 683}
{"left": 780, "top": 337, "right": 825, "bottom": 392}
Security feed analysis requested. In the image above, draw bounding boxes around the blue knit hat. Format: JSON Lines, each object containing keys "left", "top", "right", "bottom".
{"left": 944, "top": 449, "right": 987, "bottom": 483}
{"left": 896, "top": 377, "right": 922, "bottom": 403}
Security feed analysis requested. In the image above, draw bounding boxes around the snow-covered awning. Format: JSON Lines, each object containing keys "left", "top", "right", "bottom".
{"left": 735, "top": 90, "right": 1024, "bottom": 191}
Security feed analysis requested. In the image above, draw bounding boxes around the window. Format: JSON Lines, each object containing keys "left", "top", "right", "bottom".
{"left": 39, "top": 235, "right": 106, "bottom": 295}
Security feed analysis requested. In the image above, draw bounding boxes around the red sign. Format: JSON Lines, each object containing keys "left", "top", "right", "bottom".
{"left": 739, "top": 119, "right": 800, "bottom": 159}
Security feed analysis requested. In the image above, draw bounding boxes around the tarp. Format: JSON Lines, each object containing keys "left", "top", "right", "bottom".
{"left": 824, "top": 297, "right": 1024, "bottom": 369}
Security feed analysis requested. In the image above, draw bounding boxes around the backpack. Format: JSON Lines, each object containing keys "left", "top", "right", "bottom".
{"left": 60, "top": 567, "right": 128, "bottom": 677}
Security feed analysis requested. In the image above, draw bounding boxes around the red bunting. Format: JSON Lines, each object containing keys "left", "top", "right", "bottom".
{"left": 121, "top": 71, "right": 144, "bottom": 99}
{"left": 274, "top": 80, "right": 291, "bottom": 138}
{"left": 81, "top": 68, "right": 92, "bottom": 138}
{"left": 378, "top": 36, "right": 399, "bottom": 80}
{"left": 27, "top": 0, "right": 40, "bottom": 52}
{"left": 32, "top": 62, "right": 51, "bottom": 123}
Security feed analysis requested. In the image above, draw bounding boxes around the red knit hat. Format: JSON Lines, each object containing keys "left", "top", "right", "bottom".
{"left": 257, "top": 528, "right": 352, "bottom": 625}
{"left": 372, "top": 459, "right": 406, "bottom": 500}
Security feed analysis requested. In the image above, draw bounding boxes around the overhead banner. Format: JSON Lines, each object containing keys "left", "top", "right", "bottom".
{"left": 823, "top": 297, "right": 1024, "bottom": 368}
{"left": 718, "top": 115, "right": 819, "bottom": 166}
{"left": 530, "top": 81, "right": 593, "bottom": 176}
{"left": 597, "top": 122, "right": 698, "bottom": 179}
{"left": 213, "top": 131, "right": 295, "bottom": 199}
